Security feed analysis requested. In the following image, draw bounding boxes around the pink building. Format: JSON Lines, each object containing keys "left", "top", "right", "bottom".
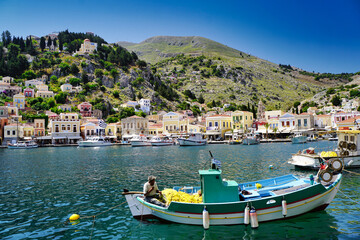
{"left": 77, "top": 102, "right": 92, "bottom": 117}
{"left": 24, "top": 88, "right": 35, "bottom": 97}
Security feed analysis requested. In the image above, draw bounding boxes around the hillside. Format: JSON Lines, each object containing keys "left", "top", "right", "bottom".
{"left": 0, "top": 31, "right": 358, "bottom": 124}
{"left": 119, "top": 36, "right": 356, "bottom": 110}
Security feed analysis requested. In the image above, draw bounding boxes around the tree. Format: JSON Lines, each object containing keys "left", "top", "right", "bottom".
{"left": 136, "top": 60, "right": 147, "bottom": 68}
{"left": 59, "top": 39, "right": 63, "bottom": 51}
{"left": 50, "top": 75, "right": 58, "bottom": 84}
{"left": 53, "top": 38, "right": 57, "bottom": 47}
{"left": 331, "top": 95, "right": 341, "bottom": 106}
{"left": 119, "top": 107, "right": 135, "bottom": 119}
{"left": 70, "top": 63, "right": 79, "bottom": 75}
{"left": 69, "top": 77, "right": 81, "bottom": 86}
{"left": 293, "top": 101, "right": 301, "bottom": 114}
{"left": 198, "top": 94, "right": 205, "bottom": 104}
{"left": 81, "top": 71, "right": 89, "bottom": 84}
{"left": 55, "top": 92, "right": 67, "bottom": 104}
{"left": 40, "top": 37, "right": 46, "bottom": 51}
{"left": 59, "top": 62, "right": 70, "bottom": 75}
{"left": 21, "top": 70, "right": 36, "bottom": 80}
{"left": 110, "top": 68, "right": 119, "bottom": 79}
{"left": 273, "top": 127, "right": 278, "bottom": 139}
{"left": 47, "top": 37, "right": 52, "bottom": 48}
{"left": 95, "top": 69, "right": 103, "bottom": 78}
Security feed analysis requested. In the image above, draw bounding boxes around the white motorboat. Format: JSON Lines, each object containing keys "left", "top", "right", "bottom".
{"left": 130, "top": 135, "right": 151, "bottom": 147}
{"left": 150, "top": 136, "right": 173, "bottom": 146}
{"left": 242, "top": 133, "right": 260, "bottom": 145}
{"left": 292, "top": 133, "right": 307, "bottom": 144}
{"left": 178, "top": 133, "right": 207, "bottom": 146}
{"left": 8, "top": 140, "right": 38, "bottom": 149}
{"left": 78, "top": 136, "right": 112, "bottom": 147}
{"left": 289, "top": 130, "right": 360, "bottom": 169}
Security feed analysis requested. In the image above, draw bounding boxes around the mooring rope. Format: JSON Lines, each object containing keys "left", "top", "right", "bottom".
{"left": 64, "top": 200, "right": 128, "bottom": 240}
{"left": 343, "top": 169, "right": 360, "bottom": 176}
{"left": 335, "top": 186, "right": 360, "bottom": 205}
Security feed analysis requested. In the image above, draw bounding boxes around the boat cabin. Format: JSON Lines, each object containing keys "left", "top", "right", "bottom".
{"left": 337, "top": 130, "right": 360, "bottom": 155}
{"left": 199, "top": 169, "right": 239, "bottom": 203}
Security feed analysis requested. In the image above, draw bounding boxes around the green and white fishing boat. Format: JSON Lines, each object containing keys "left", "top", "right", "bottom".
{"left": 124, "top": 153, "right": 342, "bottom": 227}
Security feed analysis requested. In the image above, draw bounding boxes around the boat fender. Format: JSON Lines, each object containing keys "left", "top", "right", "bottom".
{"left": 347, "top": 160, "right": 354, "bottom": 167}
{"left": 244, "top": 204, "right": 250, "bottom": 225}
{"left": 282, "top": 199, "right": 287, "bottom": 217}
{"left": 250, "top": 207, "right": 258, "bottom": 229}
{"left": 309, "top": 174, "right": 314, "bottom": 185}
{"left": 203, "top": 207, "right": 210, "bottom": 230}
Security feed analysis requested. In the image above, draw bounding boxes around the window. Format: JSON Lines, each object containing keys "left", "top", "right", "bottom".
{"left": 12, "top": 130, "right": 15, "bottom": 135}
{"left": 7, "top": 130, "right": 10, "bottom": 135}
{"left": 215, "top": 122, "right": 218, "bottom": 127}
{"left": 209, "top": 122, "right": 212, "bottom": 127}
{"left": 304, "top": 119, "right": 308, "bottom": 127}
{"left": 298, "top": 119, "right": 301, "bottom": 127}
{"left": 55, "top": 125, "right": 59, "bottom": 132}
{"left": 223, "top": 122, "right": 225, "bottom": 127}
{"left": 62, "top": 125, "right": 66, "bottom": 131}
{"left": 67, "top": 125, "right": 71, "bottom": 131}
{"left": 350, "top": 136, "right": 355, "bottom": 142}
{"left": 344, "top": 135, "right": 349, "bottom": 141}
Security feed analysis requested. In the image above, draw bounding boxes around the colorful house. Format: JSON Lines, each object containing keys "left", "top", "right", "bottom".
{"left": 22, "top": 125, "right": 34, "bottom": 139}
{"left": 76, "top": 39, "right": 97, "bottom": 55}
{"left": 60, "top": 83, "right": 72, "bottom": 92}
{"left": 148, "top": 122, "right": 163, "bottom": 136}
{"left": 231, "top": 111, "right": 254, "bottom": 133}
{"left": 163, "top": 112, "right": 189, "bottom": 135}
{"left": 205, "top": 114, "right": 232, "bottom": 139}
{"left": 24, "top": 88, "right": 35, "bottom": 97}
{"left": 121, "top": 116, "right": 149, "bottom": 139}
{"left": 78, "top": 102, "right": 92, "bottom": 117}
{"left": 279, "top": 113, "right": 296, "bottom": 133}
{"left": 49, "top": 113, "right": 82, "bottom": 144}
{"left": 13, "top": 94, "right": 26, "bottom": 110}
{"left": 34, "top": 119, "right": 46, "bottom": 137}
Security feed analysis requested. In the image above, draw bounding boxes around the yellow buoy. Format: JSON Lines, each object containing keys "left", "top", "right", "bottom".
{"left": 69, "top": 214, "right": 80, "bottom": 221}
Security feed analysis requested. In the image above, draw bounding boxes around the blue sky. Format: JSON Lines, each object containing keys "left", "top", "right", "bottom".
{"left": 0, "top": 0, "right": 359, "bottom": 73}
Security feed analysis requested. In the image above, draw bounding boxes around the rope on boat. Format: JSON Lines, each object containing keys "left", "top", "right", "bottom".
{"left": 343, "top": 169, "right": 360, "bottom": 176}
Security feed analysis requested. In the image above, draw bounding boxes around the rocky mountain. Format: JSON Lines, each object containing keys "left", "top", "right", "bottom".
{"left": 118, "top": 36, "right": 356, "bottom": 110}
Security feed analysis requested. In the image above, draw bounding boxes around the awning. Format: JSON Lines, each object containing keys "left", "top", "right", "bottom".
{"left": 36, "top": 136, "right": 52, "bottom": 140}
{"left": 204, "top": 132, "right": 221, "bottom": 135}
{"left": 107, "top": 136, "right": 117, "bottom": 138}
{"left": 52, "top": 136, "right": 66, "bottom": 139}
{"left": 67, "top": 136, "right": 82, "bottom": 139}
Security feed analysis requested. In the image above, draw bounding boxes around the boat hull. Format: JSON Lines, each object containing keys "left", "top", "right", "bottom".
{"left": 7, "top": 144, "right": 38, "bottom": 149}
{"left": 178, "top": 139, "right": 207, "bottom": 146}
{"left": 126, "top": 174, "right": 342, "bottom": 225}
{"left": 242, "top": 138, "right": 259, "bottom": 145}
{"left": 151, "top": 142, "right": 173, "bottom": 146}
{"left": 131, "top": 141, "right": 151, "bottom": 147}
{"left": 289, "top": 153, "right": 360, "bottom": 169}
{"left": 292, "top": 136, "right": 307, "bottom": 144}
{"left": 78, "top": 142, "right": 112, "bottom": 147}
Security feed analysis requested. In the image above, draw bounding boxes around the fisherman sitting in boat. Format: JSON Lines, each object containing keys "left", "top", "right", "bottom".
{"left": 143, "top": 176, "right": 166, "bottom": 207}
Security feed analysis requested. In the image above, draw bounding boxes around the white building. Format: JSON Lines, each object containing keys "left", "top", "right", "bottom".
{"left": 60, "top": 83, "right": 72, "bottom": 92}
{"left": 139, "top": 98, "right": 151, "bottom": 114}
{"left": 25, "top": 79, "right": 45, "bottom": 87}
{"left": 1, "top": 76, "right": 14, "bottom": 84}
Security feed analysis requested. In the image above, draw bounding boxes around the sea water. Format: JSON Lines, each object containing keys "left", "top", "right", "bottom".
{"left": 0, "top": 141, "right": 359, "bottom": 239}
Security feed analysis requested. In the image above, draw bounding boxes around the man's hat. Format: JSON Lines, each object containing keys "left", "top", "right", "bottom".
{"left": 148, "top": 175, "right": 156, "bottom": 181}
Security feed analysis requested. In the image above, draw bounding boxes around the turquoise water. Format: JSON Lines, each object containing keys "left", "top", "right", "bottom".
{"left": 0, "top": 141, "right": 359, "bottom": 239}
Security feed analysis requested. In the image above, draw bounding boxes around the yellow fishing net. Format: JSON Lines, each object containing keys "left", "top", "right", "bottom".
{"left": 162, "top": 189, "right": 203, "bottom": 204}
{"left": 320, "top": 151, "right": 337, "bottom": 157}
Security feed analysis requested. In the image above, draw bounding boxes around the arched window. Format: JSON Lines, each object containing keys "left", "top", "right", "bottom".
{"left": 55, "top": 124, "right": 59, "bottom": 132}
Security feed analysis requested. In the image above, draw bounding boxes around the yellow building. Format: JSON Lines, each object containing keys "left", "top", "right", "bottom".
{"left": 76, "top": 39, "right": 97, "bottom": 54}
{"left": 22, "top": 125, "right": 34, "bottom": 139}
{"left": 49, "top": 113, "right": 81, "bottom": 144}
{"left": 13, "top": 93, "right": 26, "bottom": 110}
{"left": 205, "top": 114, "right": 232, "bottom": 139}
{"left": 188, "top": 124, "right": 206, "bottom": 134}
{"left": 105, "top": 123, "right": 118, "bottom": 141}
{"left": 163, "top": 112, "right": 189, "bottom": 134}
{"left": 231, "top": 111, "right": 254, "bottom": 133}
{"left": 34, "top": 119, "right": 46, "bottom": 137}
{"left": 36, "top": 90, "right": 54, "bottom": 98}
{"left": 148, "top": 122, "right": 164, "bottom": 136}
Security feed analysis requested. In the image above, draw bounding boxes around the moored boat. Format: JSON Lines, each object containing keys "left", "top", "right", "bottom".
{"left": 7, "top": 140, "right": 38, "bottom": 149}
{"left": 289, "top": 130, "right": 360, "bottom": 169}
{"left": 78, "top": 136, "right": 112, "bottom": 147}
{"left": 130, "top": 135, "right": 151, "bottom": 147}
{"left": 124, "top": 153, "right": 342, "bottom": 227}
{"left": 150, "top": 136, "right": 174, "bottom": 146}
{"left": 242, "top": 133, "right": 260, "bottom": 145}
{"left": 292, "top": 132, "right": 307, "bottom": 144}
{"left": 178, "top": 133, "right": 207, "bottom": 146}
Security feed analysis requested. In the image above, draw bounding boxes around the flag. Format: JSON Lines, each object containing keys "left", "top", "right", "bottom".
{"left": 98, "top": 119, "right": 107, "bottom": 129}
